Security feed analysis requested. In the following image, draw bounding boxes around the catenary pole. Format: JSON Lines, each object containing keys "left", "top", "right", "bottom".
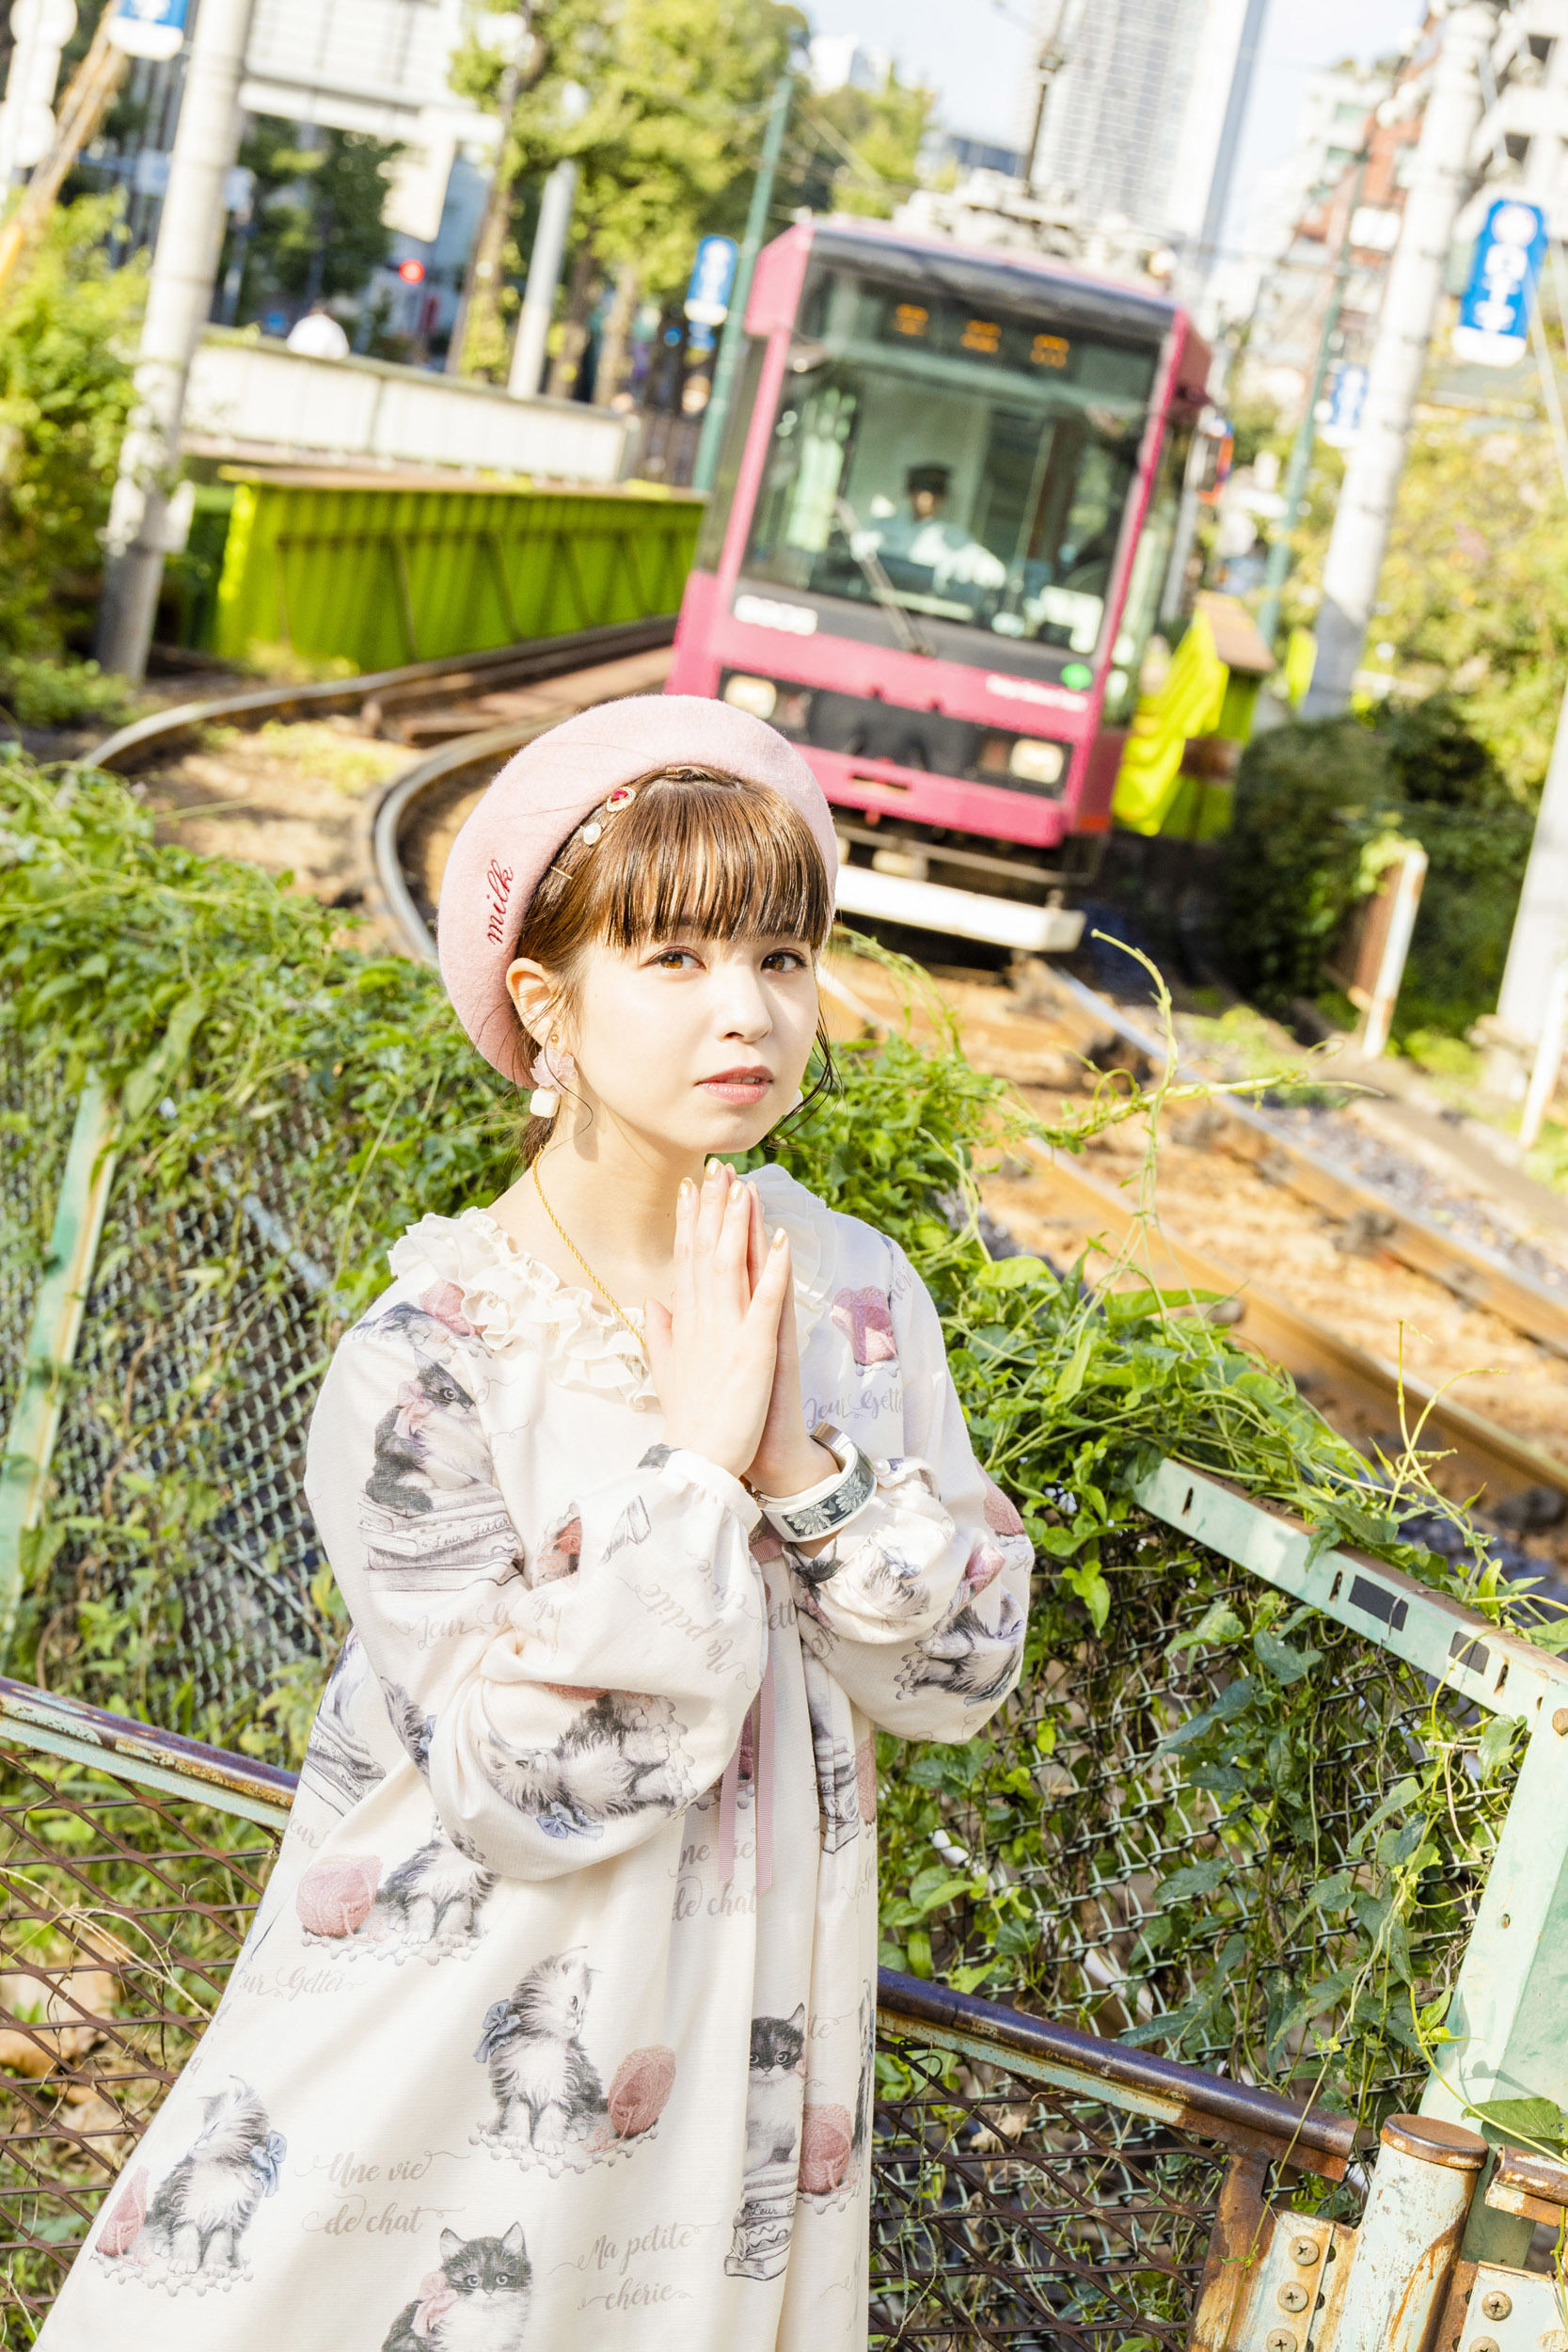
{"left": 1257, "top": 148, "right": 1369, "bottom": 652}
{"left": 1300, "top": 1, "right": 1498, "bottom": 717}
{"left": 691, "top": 68, "right": 793, "bottom": 498}
{"left": 509, "top": 157, "right": 578, "bottom": 398}
{"left": 96, "top": 0, "right": 257, "bottom": 680}
{"left": 1193, "top": 0, "right": 1269, "bottom": 282}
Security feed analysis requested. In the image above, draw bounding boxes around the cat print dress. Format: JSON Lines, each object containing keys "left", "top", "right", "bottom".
{"left": 39, "top": 1164, "right": 1033, "bottom": 2352}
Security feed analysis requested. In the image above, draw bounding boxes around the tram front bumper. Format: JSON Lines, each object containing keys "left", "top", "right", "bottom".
{"left": 832, "top": 862, "right": 1085, "bottom": 955}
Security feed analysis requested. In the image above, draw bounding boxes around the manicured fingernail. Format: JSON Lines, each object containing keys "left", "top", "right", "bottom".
{"left": 772, "top": 1228, "right": 787, "bottom": 1249}
{"left": 705, "top": 1157, "right": 722, "bottom": 1178}
{"left": 677, "top": 1178, "right": 693, "bottom": 1200}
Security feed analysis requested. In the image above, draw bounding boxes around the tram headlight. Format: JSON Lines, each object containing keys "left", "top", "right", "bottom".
{"left": 722, "top": 675, "right": 777, "bottom": 719}
{"left": 1007, "top": 738, "right": 1067, "bottom": 787}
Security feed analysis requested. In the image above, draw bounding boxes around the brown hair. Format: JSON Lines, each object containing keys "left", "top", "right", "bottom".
{"left": 512, "top": 765, "right": 836, "bottom": 1164}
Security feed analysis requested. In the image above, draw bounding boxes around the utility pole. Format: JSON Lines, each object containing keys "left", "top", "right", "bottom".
{"left": 1301, "top": 1, "right": 1499, "bottom": 717}
{"left": 1257, "top": 148, "right": 1369, "bottom": 651}
{"left": 509, "top": 156, "right": 577, "bottom": 398}
{"left": 96, "top": 0, "right": 258, "bottom": 680}
{"left": 1484, "top": 41, "right": 1568, "bottom": 1076}
{"left": 0, "top": 0, "right": 75, "bottom": 188}
{"left": 691, "top": 68, "right": 792, "bottom": 497}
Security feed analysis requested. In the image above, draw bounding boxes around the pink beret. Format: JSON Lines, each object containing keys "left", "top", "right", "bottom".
{"left": 437, "top": 693, "right": 838, "bottom": 1085}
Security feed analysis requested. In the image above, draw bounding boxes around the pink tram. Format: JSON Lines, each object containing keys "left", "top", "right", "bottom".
{"left": 667, "top": 216, "right": 1212, "bottom": 955}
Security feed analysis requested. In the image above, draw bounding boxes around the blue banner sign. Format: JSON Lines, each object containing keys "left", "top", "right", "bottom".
{"left": 1453, "top": 197, "right": 1548, "bottom": 367}
{"left": 684, "top": 236, "right": 738, "bottom": 328}
{"left": 108, "top": 0, "right": 187, "bottom": 57}
{"left": 1320, "top": 361, "right": 1369, "bottom": 447}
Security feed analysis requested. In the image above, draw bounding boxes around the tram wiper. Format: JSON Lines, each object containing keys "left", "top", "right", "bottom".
{"left": 832, "top": 495, "right": 936, "bottom": 659}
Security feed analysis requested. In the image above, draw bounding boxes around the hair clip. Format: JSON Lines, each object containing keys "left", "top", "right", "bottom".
{"left": 604, "top": 786, "right": 637, "bottom": 812}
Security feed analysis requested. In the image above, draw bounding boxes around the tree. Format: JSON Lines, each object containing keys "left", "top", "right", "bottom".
{"left": 224, "top": 121, "right": 404, "bottom": 318}
{"left": 1275, "top": 358, "right": 1568, "bottom": 799}
{"left": 0, "top": 195, "right": 141, "bottom": 652}
{"left": 782, "top": 66, "right": 934, "bottom": 222}
{"left": 449, "top": 0, "right": 804, "bottom": 389}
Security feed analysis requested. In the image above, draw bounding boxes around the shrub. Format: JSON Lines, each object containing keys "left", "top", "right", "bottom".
{"left": 0, "top": 654, "right": 140, "bottom": 729}
{"left": 1222, "top": 695, "right": 1530, "bottom": 1038}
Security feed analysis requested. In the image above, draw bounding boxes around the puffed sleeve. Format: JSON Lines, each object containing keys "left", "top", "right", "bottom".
{"left": 789, "top": 1243, "right": 1032, "bottom": 1740}
{"left": 303, "top": 1310, "right": 767, "bottom": 1879}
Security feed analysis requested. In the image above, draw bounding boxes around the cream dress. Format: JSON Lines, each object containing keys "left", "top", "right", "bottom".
{"left": 40, "top": 1164, "right": 1033, "bottom": 2352}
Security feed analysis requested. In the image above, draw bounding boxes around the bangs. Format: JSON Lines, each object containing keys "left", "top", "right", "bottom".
{"left": 551, "top": 771, "right": 832, "bottom": 953}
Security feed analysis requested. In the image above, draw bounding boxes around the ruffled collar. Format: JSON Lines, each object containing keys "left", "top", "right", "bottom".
{"left": 388, "top": 1165, "right": 836, "bottom": 1410}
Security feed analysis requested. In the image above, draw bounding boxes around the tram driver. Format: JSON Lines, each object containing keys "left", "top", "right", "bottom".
{"left": 851, "top": 463, "right": 1006, "bottom": 596}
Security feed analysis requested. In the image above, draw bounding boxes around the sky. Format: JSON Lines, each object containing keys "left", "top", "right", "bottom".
{"left": 801, "top": 0, "right": 1425, "bottom": 253}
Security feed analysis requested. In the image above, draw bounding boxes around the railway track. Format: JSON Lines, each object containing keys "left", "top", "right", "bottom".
{"left": 93, "top": 618, "right": 1568, "bottom": 1522}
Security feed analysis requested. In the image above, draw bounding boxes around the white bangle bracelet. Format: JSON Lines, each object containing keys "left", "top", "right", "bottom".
{"left": 756, "top": 1422, "right": 877, "bottom": 1546}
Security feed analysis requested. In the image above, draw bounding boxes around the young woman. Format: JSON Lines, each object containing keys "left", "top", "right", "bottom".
{"left": 41, "top": 696, "right": 1032, "bottom": 2352}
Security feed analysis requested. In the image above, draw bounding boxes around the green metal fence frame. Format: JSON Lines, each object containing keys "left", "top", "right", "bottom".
{"left": 1131, "top": 1458, "right": 1568, "bottom": 2265}
{"left": 212, "top": 473, "right": 705, "bottom": 672}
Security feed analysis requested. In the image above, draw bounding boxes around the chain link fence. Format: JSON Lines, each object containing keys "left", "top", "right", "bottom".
{"left": 0, "top": 1704, "right": 1297, "bottom": 2342}
{"left": 895, "top": 1539, "right": 1497, "bottom": 2132}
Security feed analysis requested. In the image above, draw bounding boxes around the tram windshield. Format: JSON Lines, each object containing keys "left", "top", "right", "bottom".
{"left": 741, "top": 267, "right": 1162, "bottom": 659}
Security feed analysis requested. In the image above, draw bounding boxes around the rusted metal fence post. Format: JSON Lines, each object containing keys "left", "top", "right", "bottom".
{"left": 1332, "top": 2116, "right": 1488, "bottom": 2352}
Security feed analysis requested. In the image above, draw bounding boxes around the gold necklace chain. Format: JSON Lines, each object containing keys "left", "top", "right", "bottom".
{"left": 531, "top": 1159, "right": 646, "bottom": 1357}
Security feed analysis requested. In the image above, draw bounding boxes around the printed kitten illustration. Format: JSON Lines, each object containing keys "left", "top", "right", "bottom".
{"left": 798, "top": 1983, "right": 877, "bottom": 2213}
{"left": 296, "top": 1821, "right": 492, "bottom": 1961}
{"left": 479, "top": 1691, "right": 692, "bottom": 1840}
{"left": 298, "top": 1633, "right": 386, "bottom": 1817}
{"left": 356, "top": 1336, "right": 521, "bottom": 1587}
{"left": 899, "top": 1565, "right": 1025, "bottom": 1708}
{"left": 372, "top": 1825, "right": 494, "bottom": 1949}
{"left": 725, "top": 2006, "right": 805, "bottom": 2282}
{"left": 380, "top": 1675, "right": 436, "bottom": 1774}
{"left": 475, "top": 1950, "right": 611, "bottom": 2157}
{"left": 367, "top": 1356, "right": 482, "bottom": 1514}
{"left": 382, "top": 2223, "right": 532, "bottom": 2352}
{"left": 114, "top": 2077, "right": 284, "bottom": 2283}
{"left": 803, "top": 1659, "right": 862, "bottom": 1855}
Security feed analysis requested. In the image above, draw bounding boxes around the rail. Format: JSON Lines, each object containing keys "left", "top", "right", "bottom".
{"left": 90, "top": 613, "right": 678, "bottom": 772}
{"left": 1039, "top": 964, "right": 1568, "bottom": 1363}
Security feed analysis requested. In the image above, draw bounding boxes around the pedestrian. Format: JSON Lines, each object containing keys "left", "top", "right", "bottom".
{"left": 285, "top": 303, "right": 351, "bottom": 358}
{"left": 39, "top": 696, "right": 1033, "bottom": 2351}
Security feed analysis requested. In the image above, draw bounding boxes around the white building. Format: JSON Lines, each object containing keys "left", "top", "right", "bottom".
{"left": 1468, "top": 3, "right": 1568, "bottom": 234}
{"left": 1028, "top": 0, "right": 1250, "bottom": 249}
{"left": 807, "top": 35, "right": 893, "bottom": 98}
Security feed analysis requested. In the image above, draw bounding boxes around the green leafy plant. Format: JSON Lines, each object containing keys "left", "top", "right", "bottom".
{"left": 0, "top": 655, "right": 141, "bottom": 730}
{"left": 1223, "top": 698, "right": 1532, "bottom": 1039}
{"left": 0, "top": 196, "right": 144, "bottom": 655}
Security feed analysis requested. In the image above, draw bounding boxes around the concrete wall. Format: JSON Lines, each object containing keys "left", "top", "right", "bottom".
{"left": 183, "top": 336, "right": 639, "bottom": 485}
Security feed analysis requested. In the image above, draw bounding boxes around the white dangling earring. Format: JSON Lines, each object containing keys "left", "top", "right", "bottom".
{"left": 789, "top": 1089, "right": 805, "bottom": 1113}
{"left": 530, "top": 1030, "right": 572, "bottom": 1120}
